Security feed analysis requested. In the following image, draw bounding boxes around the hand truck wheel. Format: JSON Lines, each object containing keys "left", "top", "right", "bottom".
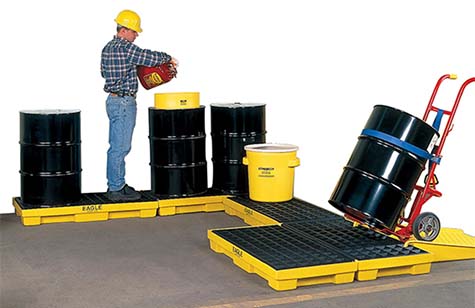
{"left": 412, "top": 212, "right": 441, "bottom": 241}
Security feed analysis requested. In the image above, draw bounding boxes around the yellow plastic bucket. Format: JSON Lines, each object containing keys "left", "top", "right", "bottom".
{"left": 243, "top": 143, "right": 300, "bottom": 202}
{"left": 154, "top": 92, "right": 200, "bottom": 109}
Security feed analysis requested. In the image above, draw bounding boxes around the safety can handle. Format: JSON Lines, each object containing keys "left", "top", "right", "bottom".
{"left": 243, "top": 157, "right": 249, "bottom": 165}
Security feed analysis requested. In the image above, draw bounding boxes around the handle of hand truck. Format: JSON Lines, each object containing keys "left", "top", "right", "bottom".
{"left": 436, "top": 77, "right": 475, "bottom": 151}
{"left": 423, "top": 74, "right": 457, "bottom": 121}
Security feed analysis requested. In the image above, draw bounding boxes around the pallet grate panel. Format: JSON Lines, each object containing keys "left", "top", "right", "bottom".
{"left": 212, "top": 225, "right": 354, "bottom": 270}
{"left": 284, "top": 221, "right": 427, "bottom": 260}
{"left": 228, "top": 196, "right": 342, "bottom": 224}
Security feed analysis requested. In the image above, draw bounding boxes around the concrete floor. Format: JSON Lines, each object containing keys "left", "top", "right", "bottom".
{"left": 1, "top": 211, "right": 474, "bottom": 308}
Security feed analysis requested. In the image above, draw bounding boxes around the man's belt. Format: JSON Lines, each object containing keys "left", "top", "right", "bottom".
{"left": 110, "top": 92, "right": 136, "bottom": 98}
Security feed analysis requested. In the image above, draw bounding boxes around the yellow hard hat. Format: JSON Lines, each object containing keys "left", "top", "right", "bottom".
{"left": 114, "top": 10, "right": 142, "bottom": 33}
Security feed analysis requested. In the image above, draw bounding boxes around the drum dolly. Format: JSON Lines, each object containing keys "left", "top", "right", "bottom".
{"left": 346, "top": 74, "right": 475, "bottom": 242}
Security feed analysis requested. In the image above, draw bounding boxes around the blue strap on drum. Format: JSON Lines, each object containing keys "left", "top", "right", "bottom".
{"left": 427, "top": 109, "right": 445, "bottom": 169}
{"left": 432, "top": 109, "right": 445, "bottom": 131}
{"left": 361, "top": 129, "right": 441, "bottom": 164}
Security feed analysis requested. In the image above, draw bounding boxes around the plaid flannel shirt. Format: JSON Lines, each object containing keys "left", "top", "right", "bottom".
{"left": 101, "top": 36, "right": 172, "bottom": 95}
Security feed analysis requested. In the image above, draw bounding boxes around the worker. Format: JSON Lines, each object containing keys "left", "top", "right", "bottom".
{"left": 101, "top": 9, "right": 178, "bottom": 201}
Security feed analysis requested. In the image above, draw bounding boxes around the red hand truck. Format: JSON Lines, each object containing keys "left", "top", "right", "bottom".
{"left": 349, "top": 74, "right": 475, "bottom": 242}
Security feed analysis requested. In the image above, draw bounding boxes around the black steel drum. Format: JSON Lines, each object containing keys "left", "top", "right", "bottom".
{"left": 210, "top": 103, "right": 266, "bottom": 194}
{"left": 149, "top": 106, "right": 207, "bottom": 197}
{"left": 20, "top": 110, "right": 82, "bottom": 205}
{"left": 329, "top": 105, "right": 439, "bottom": 230}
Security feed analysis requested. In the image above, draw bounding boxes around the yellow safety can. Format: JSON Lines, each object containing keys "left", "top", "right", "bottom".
{"left": 243, "top": 143, "right": 300, "bottom": 202}
{"left": 154, "top": 92, "right": 200, "bottom": 109}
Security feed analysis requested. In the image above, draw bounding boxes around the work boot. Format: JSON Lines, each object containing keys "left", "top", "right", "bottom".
{"left": 107, "top": 184, "right": 141, "bottom": 202}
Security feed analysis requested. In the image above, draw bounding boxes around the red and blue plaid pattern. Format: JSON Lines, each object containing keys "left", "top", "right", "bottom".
{"left": 101, "top": 36, "right": 171, "bottom": 95}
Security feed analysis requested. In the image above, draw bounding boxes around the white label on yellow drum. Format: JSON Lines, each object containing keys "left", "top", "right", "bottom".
{"left": 258, "top": 167, "right": 274, "bottom": 178}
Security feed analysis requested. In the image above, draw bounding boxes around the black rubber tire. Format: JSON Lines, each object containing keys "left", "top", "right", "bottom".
{"left": 413, "top": 212, "right": 441, "bottom": 241}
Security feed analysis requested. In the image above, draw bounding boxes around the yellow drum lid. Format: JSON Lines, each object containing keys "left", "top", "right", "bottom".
{"left": 154, "top": 92, "right": 200, "bottom": 109}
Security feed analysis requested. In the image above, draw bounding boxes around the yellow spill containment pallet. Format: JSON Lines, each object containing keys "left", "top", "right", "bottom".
{"left": 12, "top": 192, "right": 158, "bottom": 226}
{"left": 208, "top": 220, "right": 434, "bottom": 290}
{"left": 208, "top": 226, "right": 357, "bottom": 291}
{"left": 223, "top": 197, "right": 280, "bottom": 226}
{"left": 408, "top": 228, "right": 475, "bottom": 262}
{"left": 13, "top": 190, "right": 229, "bottom": 225}
{"left": 283, "top": 220, "right": 433, "bottom": 281}
{"left": 356, "top": 254, "right": 432, "bottom": 281}
{"left": 158, "top": 193, "right": 226, "bottom": 216}
{"left": 223, "top": 196, "right": 343, "bottom": 226}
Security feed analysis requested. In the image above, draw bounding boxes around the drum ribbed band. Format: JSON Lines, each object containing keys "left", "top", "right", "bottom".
{"left": 361, "top": 129, "right": 441, "bottom": 164}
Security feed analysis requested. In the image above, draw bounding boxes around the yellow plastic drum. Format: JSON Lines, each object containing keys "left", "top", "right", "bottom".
{"left": 243, "top": 143, "right": 300, "bottom": 202}
{"left": 154, "top": 92, "right": 200, "bottom": 109}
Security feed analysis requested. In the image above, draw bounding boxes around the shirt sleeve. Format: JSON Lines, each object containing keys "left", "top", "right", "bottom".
{"left": 127, "top": 43, "right": 172, "bottom": 67}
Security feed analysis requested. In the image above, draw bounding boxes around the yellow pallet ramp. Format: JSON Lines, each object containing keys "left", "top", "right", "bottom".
{"left": 408, "top": 228, "right": 475, "bottom": 262}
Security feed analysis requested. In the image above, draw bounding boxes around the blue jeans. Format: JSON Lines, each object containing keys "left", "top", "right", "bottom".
{"left": 106, "top": 95, "right": 137, "bottom": 191}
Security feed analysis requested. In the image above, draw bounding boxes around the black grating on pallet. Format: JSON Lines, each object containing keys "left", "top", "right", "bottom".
{"left": 212, "top": 225, "right": 354, "bottom": 270}
{"left": 283, "top": 221, "right": 429, "bottom": 260}
{"left": 15, "top": 190, "right": 158, "bottom": 209}
{"left": 229, "top": 196, "right": 343, "bottom": 223}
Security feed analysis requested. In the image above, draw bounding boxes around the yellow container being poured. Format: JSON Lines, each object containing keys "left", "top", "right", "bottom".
{"left": 243, "top": 143, "right": 300, "bottom": 202}
{"left": 154, "top": 92, "right": 200, "bottom": 109}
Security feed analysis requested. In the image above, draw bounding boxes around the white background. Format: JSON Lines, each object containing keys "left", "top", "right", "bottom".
{"left": 1, "top": 0, "right": 474, "bottom": 235}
